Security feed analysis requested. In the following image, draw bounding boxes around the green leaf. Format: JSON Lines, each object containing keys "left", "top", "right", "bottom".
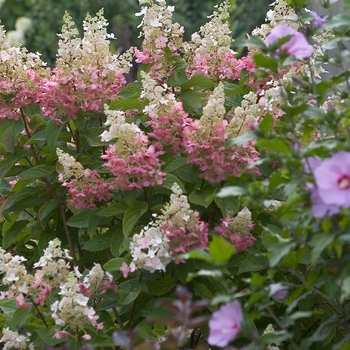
{"left": 310, "top": 233, "right": 334, "bottom": 265}
{"left": 215, "top": 196, "right": 240, "bottom": 216}
{"left": 96, "top": 202, "right": 127, "bottom": 217}
{"left": 234, "top": 36, "right": 267, "bottom": 50}
{"left": 0, "top": 151, "right": 27, "bottom": 181}
{"left": 38, "top": 199, "right": 60, "bottom": 222}
{"left": 179, "top": 90, "right": 202, "bottom": 115}
{"left": 259, "top": 114, "right": 274, "bottom": 132}
{"left": 10, "top": 306, "right": 31, "bottom": 331}
{"left": 19, "top": 165, "right": 55, "bottom": 180}
{"left": 257, "top": 139, "right": 290, "bottom": 155}
{"left": 122, "top": 202, "right": 148, "bottom": 237}
{"left": 268, "top": 241, "right": 296, "bottom": 267}
{"left": 109, "top": 98, "right": 145, "bottom": 111}
{"left": 180, "top": 75, "right": 215, "bottom": 91}
{"left": 118, "top": 279, "right": 146, "bottom": 305}
{"left": 227, "top": 132, "right": 256, "bottom": 147}
{"left": 83, "top": 231, "right": 114, "bottom": 251}
{"left": 83, "top": 127, "right": 109, "bottom": 146}
{"left": 0, "top": 119, "right": 24, "bottom": 153}
{"left": 163, "top": 158, "right": 188, "bottom": 173}
{"left": 310, "top": 315, "right": 338, "bottom": 342}
{"left": 103, "top": 258, "right": 125, "bottom": 272}
{"left": 45, "top": 120, "right": 63, "bottom": 151}
{"left": 217, "top": 186, "right": 247, "bottom": 198}
{"left": 209, "top": 236, "right": 234, "bottom": 264}
{"left": 161, "top": 173, "right": 186, "bottom": 193}
{"left": 146, "top": 276, "right": 177, "bottom": 296}
{"left": 169, "top": 68, "right": 189, "bottom": 86}
{"left": 67, "top": 209, "right": 98, "bottom": 228}
{"left": 178, "top": 249, "right": 214, "bottom": 263}
{"left": 189, "top": 189, "right": 213, "bottom": 208}
{"left": 110, "top": 227, "right": 124, "bottom": 256}
{"left": 187, "top": 269, "right": 223, "bottom": 282}
{"left": 3, "top": 220, "right": 29, "bottom": 249}
{"left": 0, "top": 299, "right": 17, "bottom": 314}
{"left": 254, "top": 53, "right": 278, "bottom": 72}
{"left": 36, "top": 328, "right": 66, "bottom": 346}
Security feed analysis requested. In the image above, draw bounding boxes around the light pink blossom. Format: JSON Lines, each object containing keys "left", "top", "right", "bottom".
{"left": 265, "top": 24, "right": 314, "bottom": 59}
{"left": 208, "top": 301, "right": 243, "bottom": 347}
{"left": 313, "top": 151, "right": 350, "bottom": 207}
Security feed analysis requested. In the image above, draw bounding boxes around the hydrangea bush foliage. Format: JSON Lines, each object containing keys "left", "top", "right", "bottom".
{"left": 0, "top": 0, "right": 349, "bottom": 349}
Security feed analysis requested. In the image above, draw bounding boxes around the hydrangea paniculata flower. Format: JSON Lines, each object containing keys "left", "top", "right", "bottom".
{"left": 57, "top": 148, "right": 114, "bottom": 209}
{"left": 101, "top": 105, "right": 165, "bottom": 190}
{"left": 208, "top": 300, "right": 243, "bottom": 347}
{"left": 184, "top": 83, "right": 260, "bottom": 182}
{"left": 265, "top": 24, "right": 314, "bottom": 59}
{"left": 38, "top": 10, "right": 132, "bottom": 122}
{"left": 215, "top": 208, "right": 255, "bottom": 253}
{"left": 127, "top": 183, "right": 208, "bottom": 273}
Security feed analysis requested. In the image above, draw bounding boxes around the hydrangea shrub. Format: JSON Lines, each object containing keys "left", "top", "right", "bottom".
{"left": 0, "top": 0, "right": 350, "bottom": 349}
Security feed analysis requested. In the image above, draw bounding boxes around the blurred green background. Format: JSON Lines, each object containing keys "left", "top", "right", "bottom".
{"left": 0, "top": 0, "right": 270, "bottom": 67}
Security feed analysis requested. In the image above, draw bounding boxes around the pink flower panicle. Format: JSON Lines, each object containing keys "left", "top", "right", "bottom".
{"left": 215, "top": 208, "right": 255, "bottom": 253}
{"left": 184, "top": 83, "right": 261, "bottom": 182}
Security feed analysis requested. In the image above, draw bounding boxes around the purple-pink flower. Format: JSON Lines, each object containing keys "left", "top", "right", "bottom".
{"left": 309, "top": 10, "right": 328, "bottom": 27}
{"left": 208, "top": 301, "right": 243, "bottom": 347}
{"left": 265, "top": 24, "right": 314, "bottom": 59}
{"left": 313, "top": 151, "right": 350, "bottom": 207}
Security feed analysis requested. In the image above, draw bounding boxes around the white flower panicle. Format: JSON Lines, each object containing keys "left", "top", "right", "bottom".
{"left": 184, "top": 1, "right": 232, "bottom": 57}
{"left": 0, "top": 328, "right": 34, "bottom": 350}
{"left": 56, "top": 148, "right": 85, "bottom": 180}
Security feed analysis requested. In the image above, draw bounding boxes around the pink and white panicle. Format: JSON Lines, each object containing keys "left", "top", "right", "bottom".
{"left": 101, "top": 104, "right": 165, "bottom": 190}
{"left": 0, "top": 24, "right": 48, "bottom": 120}
{"left": 39, "top": 10, "right": 132, "bottom": 122}
{"left": 57, "top": 148, "right": 114, "bottom": 209}
{"left": 51, "top": 272, "right": 103, "bottom": 340}
{"left": 135, "top": 0, "right": 184, "bottom": 79}
{"left": 141, "top": 72, "right": 192, "bottom": 155}
{"left": 183, "top": 1, "right": 236, "bottom": 80}
{"left": 184, "top": 83, "right": 260, "bottom": 182}
{"left": 215, "top": 208, "right": 256, "bottom": 253}
{"left": 128, "top": 183, "right": 208, "bottom": 273}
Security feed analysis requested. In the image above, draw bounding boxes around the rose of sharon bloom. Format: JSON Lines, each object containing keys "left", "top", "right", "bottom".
{"left": 208, "top": 301, "right": 243, "bottom": 347}
{"left": 309, "top": 10, "right": 328, "bottom": 27}
{"left": 313, "top": 151, "right": 350, "bottom": 208}
{"left": 269, "top": 283, "right": 289, "bottom": 299}
{"left": 265, "top": 24, "right": 314, "bottom": 59}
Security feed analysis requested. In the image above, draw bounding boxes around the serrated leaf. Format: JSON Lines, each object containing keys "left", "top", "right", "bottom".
{"left": 3, "top": 220, "right": 29, "bottom": 249}
{"left": 103, "top": 258, "right": 125, "bottom": 272}
{"left": 67, "top": 209, "right": 98, "bottom": 228}
{"left": 254, "top": 53, "right": 278, "bottom": 72}
{"left": 257, "top": 139, "right": 290, "bottom": 154}
{"left": 122, "top": 202, "right": 148, "bottom": 237}
{"left": 109, "top": 98, "right": 145, "bottom": 111}
{"left": 10, "top": 306, "right": 31, "bottom": 330}
{"left": 215, "top": 196, "right": 240, "bottom": 216}
{"left": 96, "top": 203, "right": 127, "bottom": 217}
{"left": 38, "top": 199, "right": 60, "bottom": 222}
{"left": 178, "top": 249, "right": 214, "bottom": 263}
{"left": 147, "top": 277, "right": 177, "bottom": 296}
{"left": 209, "top": 236, "right": 234, "bottom": 264}
{"left": 169, "top": 68, "right": 189, "bottom": 86}
{"left": 268, "top": 241, "right": 296, "bottom": 267}
{"left": 83, "top": 127, "right": 109, "bottom": 146}
{"left": 83, "top": 231, "right": 114, "bottom": 251}
{"left": 110, "top": 227, "right": 124, "bottom": 256}
{"left": 179, "top": 90, "right": 202, "bottom": 115}
{"left": 19, "top": 165, "right": 55, "bottom": 180}
{"left": 161, "top": 174, "right": 186, "bottom": 193}
{"left": 259, "top": 114, "right": 274, "bottom": 132}
{"left": 45, "top": 119, "right": 63, "bottom": 151}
